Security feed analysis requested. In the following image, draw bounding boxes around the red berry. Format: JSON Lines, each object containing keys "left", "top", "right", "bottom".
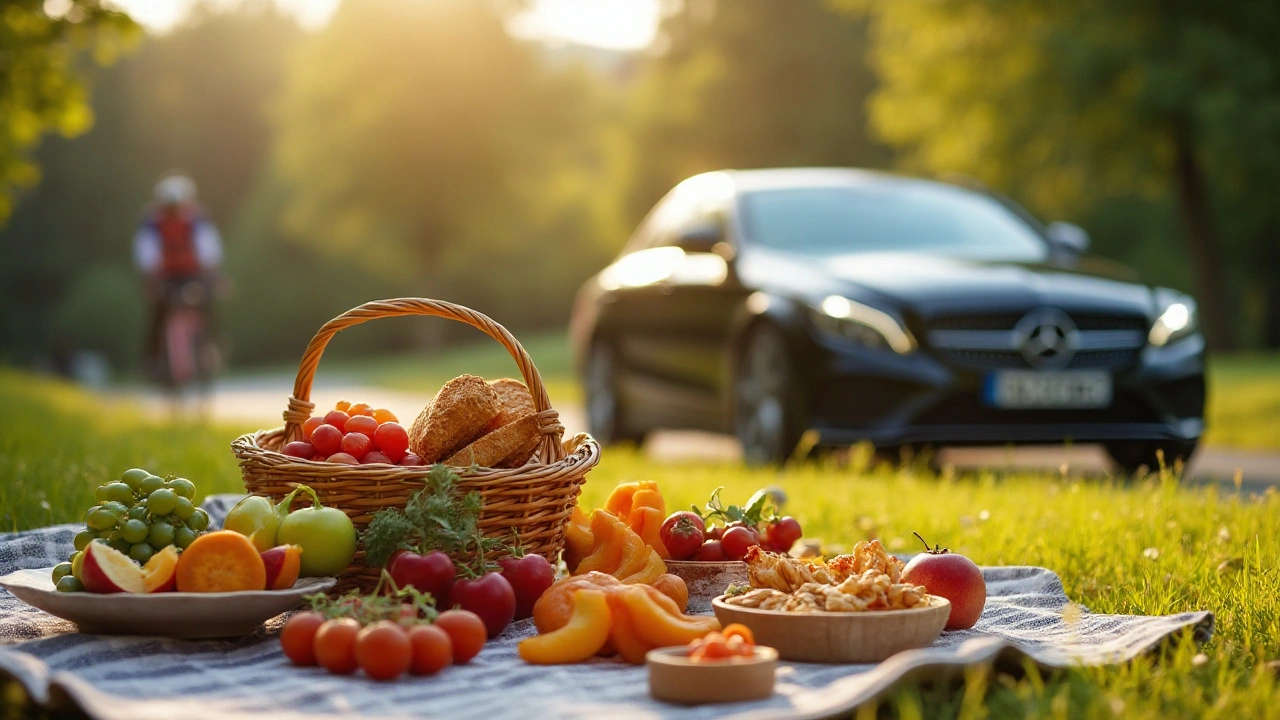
{"left": 374, "top": 422, "right": 410, "bottom": 460}
{"left": 310, "top": 424, "right": 342, "bottom": 456}
{"left": 301, "top": 416, "right": 324, "bottom": 441}
{"left": 341, "top": 432, "right": 372, "bottom": 459}
{"left": 323, "top": 410, "right": 350, "bottom": 432}
{"left": 345, "top": 415, "right": 378, "bottom": 437}
{"left": 283, "top": 441, "right": 315, "bottom": 459}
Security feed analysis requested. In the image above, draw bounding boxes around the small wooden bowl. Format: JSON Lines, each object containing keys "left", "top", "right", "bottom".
{"left": 711, "top": 594, "right": 950, "bottom": 663}
{"left": 663, "top": 560, "right": 747, "bottom": 613}
{"left": 647, "top": 646, "right": 778, "bottom": 704}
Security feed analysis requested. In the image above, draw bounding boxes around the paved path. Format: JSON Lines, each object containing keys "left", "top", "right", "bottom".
{"left": 130, "top": 376, "right": 1279, "bottom": 494}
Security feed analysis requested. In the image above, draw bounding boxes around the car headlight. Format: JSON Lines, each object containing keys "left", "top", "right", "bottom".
{"left": 811, "top": 295, "right": 916, "bottom": 354}
{"left": 1149, "top": 299, "right": 1198, "bottom": 347}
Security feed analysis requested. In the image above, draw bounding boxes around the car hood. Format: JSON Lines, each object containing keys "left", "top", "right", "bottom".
{"left": 745, "top": 251, "right": 1156, "bottom": 319}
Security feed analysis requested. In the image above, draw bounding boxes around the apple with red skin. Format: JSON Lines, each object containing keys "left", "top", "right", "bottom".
{"left": 389, "top": 550, "right": 456, "bottom": 610}
{"left": 451, "top": 572, "right": 516, "bottom": 638}
{"left": 901, "top": 532, "right": 986, "bottom": 630}
{"left": 81, "top": 542, "right": 145, "bottom": 593}
{"left": 660, "top": 512, "right": 705, "bottom": 561}
{"left": 497, "top": 553, "right": 555, "bottom": 620}
{"left": 261, "top": 545, "right": 303, "bottom": 590}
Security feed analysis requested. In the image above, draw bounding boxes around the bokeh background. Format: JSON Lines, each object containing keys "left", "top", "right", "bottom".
{"left": 2, "top": 0, "right": 1278, "bottom": 380}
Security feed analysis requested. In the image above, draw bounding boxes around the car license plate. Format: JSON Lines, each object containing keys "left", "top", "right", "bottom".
{"left": 982, "top": 371, "right": 1113, "bottom": 409}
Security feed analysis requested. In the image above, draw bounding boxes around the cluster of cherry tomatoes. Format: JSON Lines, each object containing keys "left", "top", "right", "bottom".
{"left": 282, "top": 604, "right": 488, "bottom": 681}
{"left": 657, "top": 487, "right": 804, "bottom": 562}
{"left": 284, "top": 401, "right": 420, "bottom": 466}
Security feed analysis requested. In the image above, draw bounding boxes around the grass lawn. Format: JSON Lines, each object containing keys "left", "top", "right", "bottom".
{"left": 259, "top": 332, "right": 1280, "bottom": 452}
{"left": 1, "top": 368, "right": 1278, "bottom": 717}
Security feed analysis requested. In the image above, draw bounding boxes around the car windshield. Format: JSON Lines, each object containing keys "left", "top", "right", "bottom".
{"left": 739, "top": 182, "right": 1049, "bottom": 261}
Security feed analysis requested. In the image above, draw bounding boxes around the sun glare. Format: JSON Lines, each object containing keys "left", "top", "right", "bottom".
{"left": 105, "top": 0, "right": 660, "bottom": 49}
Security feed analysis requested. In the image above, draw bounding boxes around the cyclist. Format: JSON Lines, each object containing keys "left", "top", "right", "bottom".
{"left": 132, "top": 173, "right": 223, "bottom": 384}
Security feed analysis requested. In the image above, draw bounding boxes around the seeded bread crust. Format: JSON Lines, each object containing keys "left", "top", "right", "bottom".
{"left": 408, "top": 374, "right": 500, "bottom": 463}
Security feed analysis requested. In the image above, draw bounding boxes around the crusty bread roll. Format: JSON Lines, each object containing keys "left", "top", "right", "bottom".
{"left": 409, "top": 374, "right": 500, "bottom": 463}
{"left": 445, "top": 414, "right": 541, "bottom": 468}
{"left": 482, "top": 378, "right": 536, "bottom": 434}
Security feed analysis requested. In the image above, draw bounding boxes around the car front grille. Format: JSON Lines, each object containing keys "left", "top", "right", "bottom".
{"left": 926, "top": 312, "right": 1148, "bottom": 371}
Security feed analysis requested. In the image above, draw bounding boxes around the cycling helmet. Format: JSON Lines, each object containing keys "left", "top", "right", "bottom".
{"left": 154, "top": 173, "right": 197, "bottom": 205}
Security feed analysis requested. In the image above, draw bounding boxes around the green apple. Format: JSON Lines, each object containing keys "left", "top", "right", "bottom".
{"left": 274, "top": 485, "right": 356, "bottom": 577}
{"left": 223, "top": 495, "right": 282, "bottom": 552}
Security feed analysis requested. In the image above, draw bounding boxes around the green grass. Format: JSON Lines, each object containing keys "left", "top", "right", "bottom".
{"left": 1205, "top": 354, "right": 1280, "bottom": 451}
{"left": 270, "top": 334, "right": 1280, "bottom": 452}
{"left": 1, "top": 368, "right": 1278, "bottom": 717}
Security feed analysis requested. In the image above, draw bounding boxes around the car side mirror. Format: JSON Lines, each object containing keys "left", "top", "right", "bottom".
{"left": 674, "top": 223, "right": 723, "bottom": 254}
{"left": 1046, "top": 221, "right": 1090, "bottom": 253}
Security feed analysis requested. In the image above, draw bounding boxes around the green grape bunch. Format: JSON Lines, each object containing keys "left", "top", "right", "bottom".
{"left": 55, "top": 468, "right": 209, "bottom": 592}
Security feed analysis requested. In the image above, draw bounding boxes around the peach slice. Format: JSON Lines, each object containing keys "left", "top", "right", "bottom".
{"left": 261, "top": 544, "right": 303, "bottom": 590}
{"left": 143, "top": 546, "right": 179, "bottom": 593}
{"left": 81, "top": 542, "right": 145, "bottom": 594}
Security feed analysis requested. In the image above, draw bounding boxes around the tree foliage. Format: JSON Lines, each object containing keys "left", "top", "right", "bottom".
{"left": 0, "top": 0, "right": 138, "bottom": 223}
{"left": 622, "top": 0, "right": 888, "bottom": 222}
{"left": 840, "top": 0, "right": 1280, "bottom": 348}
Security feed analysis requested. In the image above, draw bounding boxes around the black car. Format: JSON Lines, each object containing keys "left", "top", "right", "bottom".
{"left": 570, "top": 168, "right": 1205, "bottom": 470}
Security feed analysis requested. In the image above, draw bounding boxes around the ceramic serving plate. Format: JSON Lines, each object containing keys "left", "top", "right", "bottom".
{"left": 711, "top": 594, "right": 950, "bottom": 663}
{"left": 0, "top": 568, "right": 335, "bottom": 638}
{"left": 647, "top": 645, "right": 778, "bottom": 704}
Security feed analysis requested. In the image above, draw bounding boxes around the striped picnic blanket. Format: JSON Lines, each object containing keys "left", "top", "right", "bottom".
{"left": 0, "top": 495, "right": 1213, "bottom": 720}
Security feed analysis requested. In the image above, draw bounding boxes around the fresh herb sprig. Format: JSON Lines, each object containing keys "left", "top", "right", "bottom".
{"left": 303, "top": 571, "right": 438, "bottom": 625}
{"left": 694, "top": 486, "right": 777, "bottom": 528}
{"left": 361, "top": 464, "right": 511, "bottom": 576}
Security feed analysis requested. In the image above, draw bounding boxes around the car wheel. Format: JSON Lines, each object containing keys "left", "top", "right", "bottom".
{"left": 585, "top": 341, "right": 643, "bottom": 446}
{"left": 1105, "top": 441, "right": 1198, "bottom": 477}
{"left": 735, "top": 325, "right": 803, "bottom": 466}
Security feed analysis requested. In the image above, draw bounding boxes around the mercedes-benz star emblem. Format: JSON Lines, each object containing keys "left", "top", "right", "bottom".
{"left": 1015, "top": 308, "right": 1078, "bottom": 368}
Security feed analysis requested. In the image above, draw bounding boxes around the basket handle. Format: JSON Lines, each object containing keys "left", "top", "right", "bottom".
{"left": 280, "top": 298, "right": 565, "bottom": 464}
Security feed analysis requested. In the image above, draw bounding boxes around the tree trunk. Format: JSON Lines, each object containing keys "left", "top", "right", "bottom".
{"left": 1261, "top": 224, "right": 1280, "bottom": 348}
{"left": 1170, "top": 114, "right": 1232, "bottom": 350}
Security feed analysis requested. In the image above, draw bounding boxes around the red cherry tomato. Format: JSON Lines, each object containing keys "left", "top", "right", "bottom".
{"left": 340, "top": 432, "right": 372, "bottom": 460}
{"left": 326, "top": 452, "right": 359, "bottom": 464}
{"left": 765, "top": 517, "right": 803, "bottom": 552}
{"left": 361, "top": 451, "right": 393, "bottom": 464}
{"left": 705, "top": 525, "right": 724, "bottom": 541}
{"left": 721, "top": 526, "right": 758, "bottom": 561}
{"left": 400, "top": 452, "right": 424, "bottom": 467}
{"left": 355, "top": 621, "right": 412, "bottom": 681}
{"left": 695, "top": 540, "right": 726, "bottom": 561}
{"left": 374, "top": 422, "right": 410, "bottom": 461}
{"left": 345, "top": 414, "right": 378, "bottom": 437}
{"left": 282, "top": 441, "right": 315, "bottom": 459}
{"left": 660, "top": 512, "right": 706, "bottom": 561}
{"left": 313, "top": 618, "right": 360, "bottom": 674}
{"left": 406, "top": 624, "right": 453, "bottom": 675}
{"left": 301, "top": 416, "right": 325, "bottom": 441}
{"left": 310, "top": 424, "right": 342, "bottom": 456}
{"left": 281, "top": 611, "right": 325, "bottom": 665}
{"left": 389, "top": 551, "right": 456, "bottom": 610}
{"left": 434, "top": 610, "right": 487, "bottom": 664}
{"left": 451, "top": 572, "right": 515, "bottom": 638}
{"left": 497, "top": 553, "right": 555, "bottom": 620}
{"left": 323, "top": 410, "right": 350, "bottom": 432}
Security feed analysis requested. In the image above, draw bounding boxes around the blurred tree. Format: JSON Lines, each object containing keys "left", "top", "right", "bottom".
{"left": 273, "top": 0, "right": 616, "bottom": 333}
{"left": 0, "top": 5, "right": 302, "bottom": 371}
{"left": 841, "top": 0, "right": 1280, "bottom": 349}
{"left": 0, "top": 0, "right": 138, "bottom": 224}
{"left": 622, "top": 0, "right": 889, "bottom": 224}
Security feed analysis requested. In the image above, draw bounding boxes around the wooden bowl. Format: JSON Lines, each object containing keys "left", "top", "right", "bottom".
{"left": 663, "top": 560, "right": 747, "bottom": 613}
{"left": 711, "top": 594, "right": 950, "bottom": 663}
{"left": 647, "top": 645, "right": 778, "bottom": 704}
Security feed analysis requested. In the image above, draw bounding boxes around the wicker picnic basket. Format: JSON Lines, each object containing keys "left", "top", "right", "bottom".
{"left": 231, "top": 298, "right": 600, "bottom": 593}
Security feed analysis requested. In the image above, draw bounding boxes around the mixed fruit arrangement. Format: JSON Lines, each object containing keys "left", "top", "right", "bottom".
{"left": 564, "top": 484, "right": 805, "bottom": 567}
{"left": 52, "top": 468, "right": 210, "bottom": 593}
